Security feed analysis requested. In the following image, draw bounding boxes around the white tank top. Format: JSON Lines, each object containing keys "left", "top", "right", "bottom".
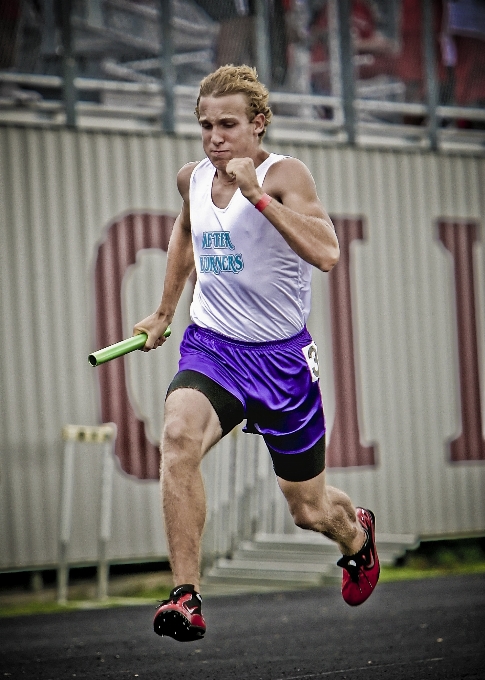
{"left": 189, "top": 153, "right": 313, "bottom": 342}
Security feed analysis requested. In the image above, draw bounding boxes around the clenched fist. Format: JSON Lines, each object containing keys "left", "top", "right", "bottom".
{"left": 226, "top": 157, "right": 264, "bottom": 204}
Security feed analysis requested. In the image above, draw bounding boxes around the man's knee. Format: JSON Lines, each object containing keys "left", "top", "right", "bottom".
{"left": 161, "top": 417, "right": 205, "bottom": 479}
{"left": 163, "top": 410, "right": 203, "bottom": 451}
{"left": 289, "top": 500, "right": 326, "bottom": 531}
{"left": 164, "top": 388, "right": 222, "bottom": 453}
{"left": 162, "top": 391, "right": 221, "bottom": 478}
{"left": 279, "top": 470, "right": 326, "bottom": 528}
{"left": 292, "top": 507, "right": 313, "bottom": 531}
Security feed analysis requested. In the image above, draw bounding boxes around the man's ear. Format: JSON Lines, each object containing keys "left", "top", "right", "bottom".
{"left": 252, "top": 112, "right": 266, "bottom": 137}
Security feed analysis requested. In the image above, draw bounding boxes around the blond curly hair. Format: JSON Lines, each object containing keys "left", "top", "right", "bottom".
{"left": 195, "top": 65, "right": 272, "bottom": 138}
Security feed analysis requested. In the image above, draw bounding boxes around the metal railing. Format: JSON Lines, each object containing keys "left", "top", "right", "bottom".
{"left": 1, "top": 69, "right": 484, "bottom": 152}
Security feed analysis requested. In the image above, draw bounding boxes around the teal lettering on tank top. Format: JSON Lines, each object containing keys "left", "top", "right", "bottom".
{"left": 202, "top": 231, "right": 235, "bottom": 250}
{"left": 200, "top": 231, "right": 242, "bottom": 274}
{"left": 199, "top": 253, "right": 244, "bottom": 275}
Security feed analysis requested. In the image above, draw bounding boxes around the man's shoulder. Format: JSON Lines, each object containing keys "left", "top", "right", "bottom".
{"left": 177, "top": 160, "right": 204, "bottom": 196}
{"left": 268, "top": 156, "right": 308, "bottom": 174}
{"left": 265, "top": 156, "right": 315, "bottom": 190}
{"left": 177, "top": 161, "right": 200, "bottom": 180}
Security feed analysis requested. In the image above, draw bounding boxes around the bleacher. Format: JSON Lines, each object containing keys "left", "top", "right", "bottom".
{"left": 0, "top": 0, "right": 484, "bottom": 152}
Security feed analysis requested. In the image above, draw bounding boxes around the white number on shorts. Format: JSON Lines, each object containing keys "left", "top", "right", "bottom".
{"left": 302, "top": 342, "right": 320, "bottom": 382}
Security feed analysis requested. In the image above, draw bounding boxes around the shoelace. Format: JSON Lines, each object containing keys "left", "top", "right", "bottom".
{"left": 336, "top": 553, "right": 365, "bottom": 582}
{"left": 337, "top": 530, "right": 370, "bottom": 582}
{"left": 155, "top": 589, "right": 201, "bottom": 613}
{"left": 156, "top": 598, "right": 170, "bottom": 607}
{"left": 155, "top": 591, "right": 184, "bottom": 608}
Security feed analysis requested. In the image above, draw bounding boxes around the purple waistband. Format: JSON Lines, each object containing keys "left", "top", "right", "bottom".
{"left": 189, "top": 324, "right": 311, "bottom": 351}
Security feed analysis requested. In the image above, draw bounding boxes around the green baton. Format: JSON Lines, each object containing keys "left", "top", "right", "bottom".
{"left": 88, "top": 327, "right": 171, "bottom": 366}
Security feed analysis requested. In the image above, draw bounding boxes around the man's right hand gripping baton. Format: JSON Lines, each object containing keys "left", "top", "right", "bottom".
{"left": 88, "top": 328, "right": 171, "bottom": 366}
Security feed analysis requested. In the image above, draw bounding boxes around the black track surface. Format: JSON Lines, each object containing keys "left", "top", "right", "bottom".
{"left": 1, "top": 574, "right": 484, "bottom": 679}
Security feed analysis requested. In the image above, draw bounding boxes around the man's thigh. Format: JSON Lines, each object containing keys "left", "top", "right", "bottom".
{"left": 267, "top": 434, "right": 326, "bottom": 482}
{"left": 277, "top": 468, "right": 327, "bottom": 514}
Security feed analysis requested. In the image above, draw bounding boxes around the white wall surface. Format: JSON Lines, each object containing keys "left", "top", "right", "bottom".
{"left": 0, "top": 125, "right": 484, "bottom": 570}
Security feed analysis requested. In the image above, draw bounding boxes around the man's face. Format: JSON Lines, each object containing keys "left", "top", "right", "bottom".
{"left": 198, "top": 93, "right": 265, "bottom": 169}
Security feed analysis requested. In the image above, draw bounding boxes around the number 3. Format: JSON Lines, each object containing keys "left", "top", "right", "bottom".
{"left": 302, "top": 342, "right": 320, "bottom": 382}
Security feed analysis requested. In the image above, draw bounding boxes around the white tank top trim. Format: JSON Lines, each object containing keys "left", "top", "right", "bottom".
{"left": 188, "top": 153, "right": 313, "bottom": 342}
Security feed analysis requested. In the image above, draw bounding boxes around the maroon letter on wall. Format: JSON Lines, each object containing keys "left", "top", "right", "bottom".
{"left": 326, "top": 218, "right": 376, "bottom": 468}
{"left": 439, "top": 221, "right": 485, "bottom": 462}
{"left": 94, "top": 213, "right": 175, "bottom": 480}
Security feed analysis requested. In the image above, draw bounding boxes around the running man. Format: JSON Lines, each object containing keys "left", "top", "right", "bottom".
{"left": 134, "top": 65, "right": 379, "bottom": 642}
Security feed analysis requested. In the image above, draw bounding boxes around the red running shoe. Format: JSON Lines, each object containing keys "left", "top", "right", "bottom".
{"left": 153, "top": 584, "right": 206, "bottom": 641}
{"left": 337, "top": 508, "right": 380, "bottom": 606}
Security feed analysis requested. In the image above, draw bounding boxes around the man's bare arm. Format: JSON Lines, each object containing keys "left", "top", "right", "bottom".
{"left": 133, "top": 163, "right": 196, "bottom": 350}
{"left": 226, "top": 157, "right": 339, "bottom": 272}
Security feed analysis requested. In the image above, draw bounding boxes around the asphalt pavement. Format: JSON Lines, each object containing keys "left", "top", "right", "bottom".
{"left": 1, "top": 574, "right": 484, "bottom": 680}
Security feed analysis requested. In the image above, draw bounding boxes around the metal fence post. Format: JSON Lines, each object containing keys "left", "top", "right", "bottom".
{"left": 160, "top": 0, "right": 175, "bottom": 134}
{"left": 423, "top": 0, "right": 438, "bottom": 150}
{"left": 57, "top": 424, "right": 117, "bottom": 604}
{"left": 97, "top": 434, "right": 115, "bottom": 600}
{"left": 60, "top": 0, "right": 77, "bottom": 128}
{"left": 255, "top": 0, "right": 271, "bottom": 87}
{"left": 86, "top": 0, "right": 104, "bottom": 28}
{"left": 57, "top": 438, "right": 76, "bottom": 604}
{"left": 228, "top": 429, "right": 239, "bottom": 554}
{"left": 40, "top": 0, "right": 57, "bottom": 56}
{"left": 336, "top": 0, "right": 355, "bottom": 144}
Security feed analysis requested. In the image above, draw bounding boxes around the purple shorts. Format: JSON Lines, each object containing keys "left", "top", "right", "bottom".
{"left": 175, "top": 324, "right": 325, "bottom": 455}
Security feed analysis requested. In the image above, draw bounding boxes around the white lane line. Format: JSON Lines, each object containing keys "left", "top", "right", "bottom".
{"left": 273, "top": 657, "right": 445, "bottom": 680}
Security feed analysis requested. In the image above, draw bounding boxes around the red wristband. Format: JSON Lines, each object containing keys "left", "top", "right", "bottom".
{"left": 254, "top": 193, "right": 272, "bottom": 212}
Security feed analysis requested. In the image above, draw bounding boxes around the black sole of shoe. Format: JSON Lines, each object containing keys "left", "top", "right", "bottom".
{"left": 154, "top": 610, "right": 205, "bottom": 642}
